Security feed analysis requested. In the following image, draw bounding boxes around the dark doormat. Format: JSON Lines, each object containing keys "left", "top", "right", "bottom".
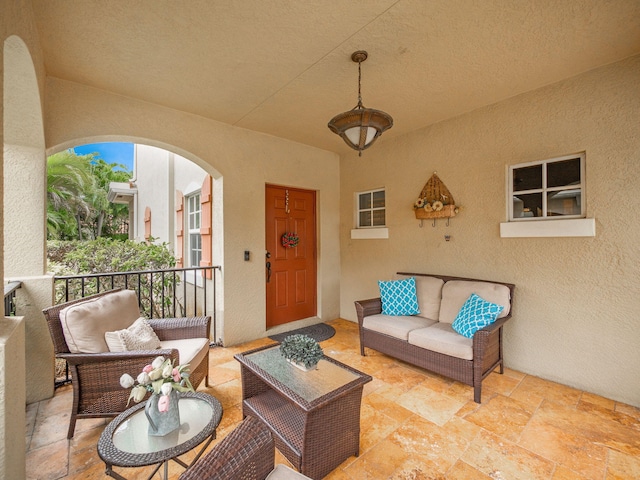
{"left": 268, "top": 323, "right": 336, "bottom": 343}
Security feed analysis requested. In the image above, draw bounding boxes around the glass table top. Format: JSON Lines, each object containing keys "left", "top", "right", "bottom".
{"left": 243, "top": 345, "right": 361, "bottom": 402}
{"left": 112, "top": 396, "right": 213, "bottom": 455}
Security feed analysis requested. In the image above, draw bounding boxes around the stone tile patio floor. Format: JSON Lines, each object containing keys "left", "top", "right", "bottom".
{"left": 26, "top": 319, "right": 640, "bottom": 479}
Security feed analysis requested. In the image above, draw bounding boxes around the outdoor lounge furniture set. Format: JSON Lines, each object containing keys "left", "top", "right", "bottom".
{"left": 355, "top": 272, "right": 515, "bottom": 403}
{"left": 42, "top": 273, "right": 514, "bottom": 477}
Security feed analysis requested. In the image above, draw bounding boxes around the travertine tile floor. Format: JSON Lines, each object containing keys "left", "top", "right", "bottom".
{"left": 26, "top": 319, "right": 640, "bottom": 479}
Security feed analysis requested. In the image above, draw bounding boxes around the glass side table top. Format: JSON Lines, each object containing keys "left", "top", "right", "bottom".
{"left": 242, "top": 345, "right": 361, "bottom": 402}
{"left": 98, "top": 391, "right": 223, "bottom": 469}
{"left": 112, "top": 396, "right": 212, "bottom": 454}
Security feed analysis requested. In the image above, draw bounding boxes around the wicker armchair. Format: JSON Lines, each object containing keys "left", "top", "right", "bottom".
{"left": 43, "top": 288, "right": 211, "bottom": 438}
{"left": 180, "top": 415, "right": 311, "bottom": 480}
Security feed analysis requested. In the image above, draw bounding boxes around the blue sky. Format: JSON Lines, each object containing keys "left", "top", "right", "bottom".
{"left": 73, "top": 142, "right": 134, "bottom": 172}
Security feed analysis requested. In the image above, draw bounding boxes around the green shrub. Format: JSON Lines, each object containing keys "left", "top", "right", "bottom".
{"left": 48, "top": 238, "right": 181, "bottom": 317}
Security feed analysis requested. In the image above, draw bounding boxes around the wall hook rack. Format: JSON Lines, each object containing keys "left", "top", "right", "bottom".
{"left": 413, "top": 172, "right": 460, "bottom": 227}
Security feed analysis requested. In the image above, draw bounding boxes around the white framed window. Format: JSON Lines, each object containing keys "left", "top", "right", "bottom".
{"left": 186, "top": 193, "right": 202, "bottom": 268}
{"left": 356, "top": 188, "right": 386, "bottom": 228}
{"left": 509, "top": 153, "right": 585, "bottom": 221}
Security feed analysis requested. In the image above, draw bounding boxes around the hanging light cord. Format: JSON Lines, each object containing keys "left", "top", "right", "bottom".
{"left": 356, "top": 60, "right": 364, "bottom": 109}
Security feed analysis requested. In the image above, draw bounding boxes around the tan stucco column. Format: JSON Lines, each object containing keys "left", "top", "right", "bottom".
{"left": 8, "top": 275, "right": 54, "bottom": 403}
{"left": 0, "top": 316, "right": 26, "bottom": 480}
{"left": 3, "top": 143, "right": 51, "bottom": 404}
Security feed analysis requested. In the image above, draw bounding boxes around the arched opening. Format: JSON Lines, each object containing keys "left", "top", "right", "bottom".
{"left": 46, "top": 139, "right": 224, "bottom": 342}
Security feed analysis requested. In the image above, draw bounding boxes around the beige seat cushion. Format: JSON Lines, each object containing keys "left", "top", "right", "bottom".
{"left": 408, "top": 323, "right": 473, "bottom": 360}
{"left": 105, "top": 317, "right": 162, "bottom": 352}
{"left": 160, "top": 338, "right": 209, "bottom": 371}
{"left": 397, "top": 274, "right": 444, "bottom": 320}
{"left": 439, "top": 280, "right": 511, "bottom": 324}
{"left": 363, "top": 314, "right": 437, "bottom": 341}
{"left": 60, "top": 290, "right": 141, "bottom": 353}
{"left": 266, "top": 464, "right": 312, "bottom": 479}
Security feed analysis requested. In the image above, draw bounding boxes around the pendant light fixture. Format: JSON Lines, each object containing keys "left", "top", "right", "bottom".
{"left": 328, "top": 51, "right": 393, "bottom": 156}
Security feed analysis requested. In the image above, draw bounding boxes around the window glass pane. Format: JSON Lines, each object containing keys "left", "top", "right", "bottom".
{"left": 190, "top": 233, "right": 201, "bottom": 266}
{"left": 547, "top": 158, "right": 581, "bottom": 188}
{"left": 513, "top": 165, "right": 542, "bottom": 192}
{"left": 372, "top": 210, "right": 385, "bottom": 226}
{"left": 512, "top": 193, "right": 542, "bottom": 218}
{"left": 372, "top": 191, "right": 385, "bottom": 208}
{"left": 547, "top": 189, "right": 581, "bottom": 216}
{"left": 359, "top": 193, "right": 371, "bottom": 210}
{"left": 359, "top": 211, "right": 371, "bottom": 227}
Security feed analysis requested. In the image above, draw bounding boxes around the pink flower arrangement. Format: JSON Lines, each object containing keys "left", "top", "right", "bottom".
{"left": 120, "top": 356, "right": 194, "bottom": 408}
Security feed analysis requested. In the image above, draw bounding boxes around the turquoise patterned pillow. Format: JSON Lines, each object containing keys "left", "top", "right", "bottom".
{"left": 378, "top": 277, "right": 420, "bottom": 316}
{"left": 452, "top": 293, "right": 504, "bottom": 338}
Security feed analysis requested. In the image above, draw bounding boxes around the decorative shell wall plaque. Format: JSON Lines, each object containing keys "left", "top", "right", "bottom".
{"left": 413, "top": 172, "right": 460, "bottom": 221}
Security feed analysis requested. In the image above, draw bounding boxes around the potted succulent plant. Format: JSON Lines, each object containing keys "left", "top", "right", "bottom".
{"left": 279, "top": 334, "right": 324, "bottom": 371}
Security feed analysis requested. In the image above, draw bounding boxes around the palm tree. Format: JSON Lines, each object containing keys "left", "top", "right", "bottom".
{"left": 47, "top": 150, "right": 93, "bottom": 239}
{"left": 47, "top": 150, "right": 133, "bottom": 240}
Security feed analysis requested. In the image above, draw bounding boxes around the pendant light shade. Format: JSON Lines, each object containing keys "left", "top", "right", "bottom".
{"left": 328, "top": 51, "right": 393, "bottom": 156}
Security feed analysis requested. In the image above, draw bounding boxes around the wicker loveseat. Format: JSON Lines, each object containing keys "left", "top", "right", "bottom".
{"left": 43, "top": 288, "right": 211, "bottom": 438}
{"left": 355, "top": 273, "right": 515, "bottom": 403}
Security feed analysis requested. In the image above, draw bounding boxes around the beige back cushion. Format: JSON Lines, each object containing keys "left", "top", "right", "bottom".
{"left": 60, "top": 290, "right": 141, "bottom": 353}
{"left": 397, "top": 274, "right": 444, "bottom": 320}
{"left": 439, "top": 280, "right": 511, "bottom": 324}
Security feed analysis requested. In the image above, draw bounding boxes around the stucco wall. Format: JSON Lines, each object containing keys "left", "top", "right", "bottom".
{"left": 135, "top": 144, "right": 173, "bottom": 243}
{"left": 340, "top": 55, "right": 640, "bottom": 407}
{"left": 3, "top": 0, "right": 52, "bottom": 408}
{"left": 44, "top": 77, "right": 341, "bottom": 347}
{"left": 0, "top": 316, "right": 26, "bottom": 480}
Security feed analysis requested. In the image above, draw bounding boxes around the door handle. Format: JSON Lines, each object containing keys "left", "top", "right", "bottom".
{"left": 266, "top": 261, "right": 271, "bottom": 283}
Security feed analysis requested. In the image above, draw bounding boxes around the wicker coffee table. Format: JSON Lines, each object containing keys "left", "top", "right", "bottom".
{"left": 97, "top": 391, "right": 223, "bottom": 480}
{"left": 235, "top": 344, "right": 372, "bottom": 480}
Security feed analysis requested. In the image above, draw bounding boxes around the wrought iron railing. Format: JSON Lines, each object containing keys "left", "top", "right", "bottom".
{"left": 3, "top": 281, "right": 22, "bottom": 316}
{"left": 54, "top": 265, "right": 219, "bottom": 319}
{"left": 53, "top": 265, "right": 221, "bottom": 387}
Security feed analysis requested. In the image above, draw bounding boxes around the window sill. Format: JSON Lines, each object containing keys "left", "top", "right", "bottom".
{"left": 351, "top": 228, "right": 389, "bottom": 239}
{"left": 185, "top": 271, "right": 204, "bottom": 287}
{"left": 500, "top": 218, "right": 595, "bottom": 238}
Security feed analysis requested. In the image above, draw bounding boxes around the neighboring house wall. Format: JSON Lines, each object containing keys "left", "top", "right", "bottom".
{"left": 340, "top": 55, "right": 640, "bottom": 407}
{"left": 135, "top": 144, "right": 211, "bottom": 266}
{"left": 135, "top": 144, "right": 175, "bottom": 245}
{"left": 135, "top": 145, "right": 214, "bottom": 321}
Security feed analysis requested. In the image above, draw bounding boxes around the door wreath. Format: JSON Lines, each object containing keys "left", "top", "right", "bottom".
{"left": 281, "top": 232, "right": 299, "bottom": 248}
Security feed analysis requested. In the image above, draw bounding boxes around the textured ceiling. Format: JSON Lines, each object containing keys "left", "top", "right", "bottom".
{"left": 31, "top": 0, "right": 640, "bottom": 155}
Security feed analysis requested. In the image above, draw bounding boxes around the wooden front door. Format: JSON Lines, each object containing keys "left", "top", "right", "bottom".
{"left": 265, "top": 185, "right": 317, "bottom": 328}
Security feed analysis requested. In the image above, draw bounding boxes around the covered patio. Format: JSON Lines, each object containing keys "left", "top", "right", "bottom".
{"left": 3, "top": 2, "right": 640, "bottom": 478}
{"left": 26, "top": 320, "right": 640, "bottom": 479}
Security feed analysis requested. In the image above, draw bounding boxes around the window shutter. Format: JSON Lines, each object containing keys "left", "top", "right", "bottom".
{"left": 144, "top": 207, "right": 152, "bottom": 242}
{"left": 200, "top": 175, "right": 213, "bottom": 279}
{"left": 175, "top": 190, "right": 184, "bottom": 268}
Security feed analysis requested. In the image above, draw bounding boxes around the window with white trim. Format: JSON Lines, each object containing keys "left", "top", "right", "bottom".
{"left": 509, "top": 153, "right": 585, "bottom": 221}
{"left": 356, "top": 188, "right": 385, "bottom": 228}
{"left": 186, "top": 193, "right": 202, "bottom": 267}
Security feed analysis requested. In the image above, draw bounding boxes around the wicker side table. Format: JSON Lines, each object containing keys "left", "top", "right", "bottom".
{"left": 97, "top": 391, "right": 223, "bottom": 480}
{"left": 235, "top": 344, "right": 372, "bottom": 480}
